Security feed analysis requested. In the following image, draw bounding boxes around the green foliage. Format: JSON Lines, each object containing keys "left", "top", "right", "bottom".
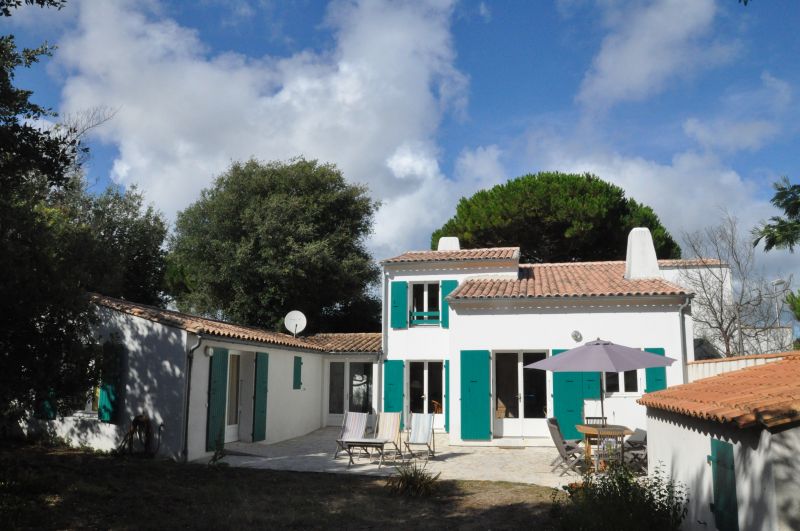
{"left": 168, "top": 158, "right": 381, "bottom": 332}
{"left": 551, "top": 464, "right": 688, "bottom": 531}
{"left": 754, "top": 177, "right": 800, "bottom": 252}
{"left": 431, "top": 172, "right": 681, "bottom": 263}
{"left": 787, "top": 290, "right": 800, "bottom": 323}
{"left": 386, "top": 461, "right": 441, "bottom": 497}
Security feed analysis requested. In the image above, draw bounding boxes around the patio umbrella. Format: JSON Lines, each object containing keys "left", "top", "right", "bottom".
{"left": 523, "top": 339, "right": 676, "bottom": 425}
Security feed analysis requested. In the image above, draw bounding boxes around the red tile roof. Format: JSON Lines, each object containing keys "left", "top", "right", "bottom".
{"left": 305, "top": 333, "right": 382, "bottom": 353}
{"left": 638, "top": 353, "right": 800, "bottom": 429}
{"left": 448, "top": 261, "right": 689, "bottom": 300}
{"left": 657, "top": 258, "right": 725, "bottom": 267}
{"left": 91, "top": 294, "right": 382, "bottom": 353}
{"left": 382, "top": 247, "right": 520, "bottom": 264}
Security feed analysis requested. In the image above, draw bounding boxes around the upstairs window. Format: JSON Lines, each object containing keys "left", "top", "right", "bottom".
{"left": 604, "top": 370, "right": 639, "bottom": 394}
{"left": 411, "top": 282, "right": 440, "bottom": 325}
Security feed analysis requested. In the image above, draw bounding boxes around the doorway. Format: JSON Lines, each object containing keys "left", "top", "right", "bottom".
{"left": 408, "top": 361, "right": 445, "bottom": 430}
{"left": 327, "top": 360, "right": 374, "bottom": 426}
{"left": 224, "top": 353, "right": 241, "bottom": 443}
{"left": 493, "top": 352, "right": 547, "bottom": 438}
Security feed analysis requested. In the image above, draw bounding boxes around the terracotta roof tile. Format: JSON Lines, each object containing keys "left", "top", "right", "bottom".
{"left": 382, "top": 247, "right": 520, "bottom": 264}
{"left": 449, "top": 261, "right": 689, "bottom": 300}
{"left": 91, "top": 293, "right": 327, "bottom": 351}
{"left": 304, "top": 333, "right": 382, "bottom": 353}
{"left": 638, "top": 353, "right": 800, "bottom": 429}
{"left": 657, "top": 258, "right": 725, "bottom": 267}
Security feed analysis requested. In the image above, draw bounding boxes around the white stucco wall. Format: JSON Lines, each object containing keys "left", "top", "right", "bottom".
{"left": 688, "top": 353, "right": 786, "bottom": 382}
{"left": 447, "top": 299, "right": 691, "bottom": 445}
{"left": 185, "top": 337, "right": 326, "bottom": 461}
{"left": 769, "top": 426, "right": 800, "bottom": 531}
{"left": 646, "top": 409, "right": 779, "bottom": 531}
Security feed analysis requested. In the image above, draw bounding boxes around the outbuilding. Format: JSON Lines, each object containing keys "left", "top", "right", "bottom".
{"left": 639, "top": 353, "right": 800, "bottom": 531}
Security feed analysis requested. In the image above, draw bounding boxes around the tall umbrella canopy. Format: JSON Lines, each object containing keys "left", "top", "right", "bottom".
{"left": 524, "top": 339, "right": 676, "bottom": 425}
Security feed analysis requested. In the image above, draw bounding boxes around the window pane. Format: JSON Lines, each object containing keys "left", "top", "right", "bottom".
{"left": 412, "top": 284, "right": 425, "bottom": 313}
{"left": 623, "top": 370, "right": 638, "bottom": 393}
{"left": 523, "top": 353, "right": 546, "bottom": 418}
{"left": 495, "top": 353, "right": 519, "bottom": 418}
{"left": 409, "top": 362, "right": 425, "bottom": 413}
{"left": 329, "top": 362, "right": 344, "bottom": 414}
{"left": 427, "top": 362, "right": 443, "bottom": 414}
{"left": 349, "top": 362, "right": 372, "bottom": 413}
{"left": 605, "top": 372, "right": 619, "bottom": 393}
{"left": 427, "top": 283, "right": 440, "bottom": 315}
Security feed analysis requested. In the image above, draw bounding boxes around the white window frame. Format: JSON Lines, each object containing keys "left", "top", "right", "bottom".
{"left": 603, "top": 369, "right": 642, "bottom": 396}
{"left": 409, "top": 282, "right": 440, "bottom": 326}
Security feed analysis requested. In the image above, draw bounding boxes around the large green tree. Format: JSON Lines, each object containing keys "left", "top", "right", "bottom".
{"left": 0, "top": 0, "right": 100, "bottom": 419}
{"left": 432, "top": 172, "right": 681, "bottom": 262}
{"left": 168, "top": 158, "right": 380, "bottom": 332}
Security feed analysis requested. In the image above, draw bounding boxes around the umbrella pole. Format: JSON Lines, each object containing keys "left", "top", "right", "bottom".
{"left": 600, "top": 373, "right": 606, "bottom": 426}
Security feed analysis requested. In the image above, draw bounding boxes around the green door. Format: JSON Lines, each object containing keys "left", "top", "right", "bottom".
{"left": 645, "top": 347, "right": 667, "bottom": 392}
{"left": 206, "top": 347, "right": 229, "bottom": 451}
{"left": 461, "top": 350, "right": 491, "bottom": 440}
{"left": 384, "top": 360, "right": 404, "bottom": 427}
{"left": 252, "top": 352, "right": 269, "bottom": 442}
{"left": 710, "top": 438, "right": 739, "bottom": 531}
{"left": 444, "top": 360, "right": 450, "bottom": 433}
{"left": 552, "top": 349, "right": 584, "bottom": 440}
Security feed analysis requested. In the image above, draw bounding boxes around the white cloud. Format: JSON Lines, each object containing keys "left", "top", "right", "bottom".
{"left": 478, "top": 2, "right": 491, "bottom": 22}
{"left": 577, "top": 0, "right": 734, "bottom": 112}
{"left": 454, "top": 144, "right": 505, "bottom": 189}
{"left": 683, "top": 118, "right": 779, "bottom": 152}
{"left": 55, "top": 0, "right": 469, "bottom": 259}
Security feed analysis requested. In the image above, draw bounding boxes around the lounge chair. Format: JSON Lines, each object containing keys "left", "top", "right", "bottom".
{"left": 624, "top": 428, "right": 647, "bottom": 472}
{"left": 342, "top": 412, "right": 403, "bottom": 468}
{"left": 547, "top": 417, "right": 585, "bottom": 476}
{"left": 334, "top": 411, "right": 368, "bottom": 459}
{"left": 404, "top": 412, "right": 435, "bottom": 460}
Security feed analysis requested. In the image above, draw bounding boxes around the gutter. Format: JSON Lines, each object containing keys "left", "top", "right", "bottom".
{"left": 182, "top": 332, "right": 203, "bottom": 462}
{"left": 678, "top": 295, "right": 692, "bottom": 384}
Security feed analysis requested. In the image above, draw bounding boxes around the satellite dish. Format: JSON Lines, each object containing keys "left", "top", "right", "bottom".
{"left": 284, "top": 310, "right": 307, "bottom": 337}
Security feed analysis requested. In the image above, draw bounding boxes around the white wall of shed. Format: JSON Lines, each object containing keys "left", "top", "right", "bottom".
{"left": 769, "top": 425, "right": 800, "bottom": 531}
{"left": 646, "top": 409, "right": 779, "bottom": 531}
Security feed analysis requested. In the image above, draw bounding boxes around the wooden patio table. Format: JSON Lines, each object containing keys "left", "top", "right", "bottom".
{"left": 575, "top": 424, "right": 633, "bottom": 464}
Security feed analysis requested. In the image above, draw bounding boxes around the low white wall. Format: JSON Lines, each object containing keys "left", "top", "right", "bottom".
{"left": 646, "top": 409, "right": 778, "bottom": 531}
{"left": 687, "top": 354, "right": 786, "bottom": 382}
{"left": 24, "top": 414, "right": 123, "bottom": 451}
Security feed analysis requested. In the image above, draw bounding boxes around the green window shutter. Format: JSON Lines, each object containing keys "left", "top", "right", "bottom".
{"left": 390, "top": 281, "right": 408, "bottom": 329}
{"left": 460, "top": 350, "right": 491, "bottom": 440}
{"left": 39, "top": 391, "right": 56, "bottom": 421}
{"left": 440, "top": 280, "right": 458, "bottom": 329}
{"left": 98, "top": 383, "right": 118, "bottom": 423}
{"left": 206, "top": 348, "right": 229, "bottom": 452}
{"left": 710, "top": 438, "right": 740, "bottom": 531}
{"left": 252, "top": 352, "right": 269, "bottom": 442}
{"left": 582, "top": 371, "right": 602, "bottom": 399}
{"left": 552, "top": 348, "right": 584, "bottom": 440}
{"left": 383, "top": 360, "right": 404, "bottom": 428}
{"left": 644, "top": 347, "right": 667, "bottom": 393}
{"left": 293, "top": 356, "right": 303, "bottom": 390}
{"left": 444, "top": 360, "right": 450, "bottom": 433}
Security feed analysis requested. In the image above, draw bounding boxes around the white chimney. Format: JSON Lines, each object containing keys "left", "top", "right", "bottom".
{"left": 437, "top": 237, "right": 460, "bottom": 251}
{"left": 624, "top": 228, "right": 661, "bottom": 279}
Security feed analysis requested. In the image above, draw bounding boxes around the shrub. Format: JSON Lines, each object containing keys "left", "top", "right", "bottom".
{"left": 386, "top": 461, "right": 441, "bottom": 497}
{"left": 551, "top": 463, "right": 688, "bottom": 531}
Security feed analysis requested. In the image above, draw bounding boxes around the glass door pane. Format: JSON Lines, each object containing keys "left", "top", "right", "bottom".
{"left": 348, "top": 362, "right": 372, "bottom": 413}
{"left": 523, "top": 352, "right": 546, "bottom": 418}
{"left": 495, "top": 353, "right": 519, "bottom": 418}
{"left": 427, "top": 362, "right": 443, "bottom": 414}
{"left": 409, "top": 362, "right": 425, "bottom": 413}
{"left": 329, "top": 362, "right": 344, "bottom": 414}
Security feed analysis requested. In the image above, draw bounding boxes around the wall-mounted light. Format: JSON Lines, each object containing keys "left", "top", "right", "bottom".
{"left": 205, "top": 346, "right": 214, "bottom": 357}
{"left": 571, "top": 330, "right": 583, "bottom": 342}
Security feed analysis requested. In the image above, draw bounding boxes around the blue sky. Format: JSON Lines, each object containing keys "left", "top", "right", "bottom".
{"left": 7, "top": 0, "right": 799, "bottom": 287}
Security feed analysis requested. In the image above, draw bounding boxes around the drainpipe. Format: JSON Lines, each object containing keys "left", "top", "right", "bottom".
{"left": 182, "top": 332, "right": 203, "bottom": 462}
{"left": 678, "top": 296, "right": 692, "bottom": 384}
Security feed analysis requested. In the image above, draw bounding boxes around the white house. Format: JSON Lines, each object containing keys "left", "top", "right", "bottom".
{"left": 380, "top": 228, "right": 704, "bottom": 443}
{"left": 34, "top": 294, "right": 381, "bottom": 462}
{"left": 639, "top": 352, "right": 800, "bottom": 531}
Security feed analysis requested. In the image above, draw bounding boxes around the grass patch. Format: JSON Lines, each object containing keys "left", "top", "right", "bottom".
{"left": 1, "top": 442, "right": 561, "bottom": 530}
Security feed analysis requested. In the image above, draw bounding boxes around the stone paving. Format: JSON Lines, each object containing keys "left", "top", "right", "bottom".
{"left": 222, "top": 427, "right": 574, "bottom": 488}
